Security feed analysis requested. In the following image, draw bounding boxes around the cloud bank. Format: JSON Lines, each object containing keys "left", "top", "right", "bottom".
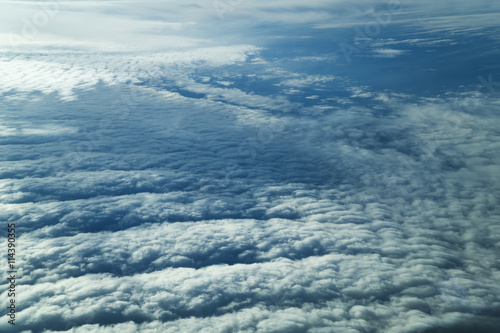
{"left": 0, "top": 0, "right": 499, "bottom": 332}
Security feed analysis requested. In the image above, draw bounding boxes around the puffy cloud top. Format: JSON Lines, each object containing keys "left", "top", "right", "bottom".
{"left": 1, "top": 0, "right": 500, "bottom": 332}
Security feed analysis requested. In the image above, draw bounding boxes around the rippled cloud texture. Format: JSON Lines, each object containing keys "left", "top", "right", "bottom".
{"left": 1, "top": 0, "right": 500, "bottom": 332}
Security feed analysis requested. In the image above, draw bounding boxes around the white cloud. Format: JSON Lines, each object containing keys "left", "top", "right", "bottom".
{"left": 372, "top": 48, "right": 407, "bottom": 58}
{"left": 277, "top": 75, "right": 336, "bottom": 88}
{"left": 1, "top": 1, "right": 500, "bottom": 332}
{"left": 0, "top": 45, "right": 259, "bottom": 100}
{"left": 1, "top": 83, "right": 499, "bottom": 331}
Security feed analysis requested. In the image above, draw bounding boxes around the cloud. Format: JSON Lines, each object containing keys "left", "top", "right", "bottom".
{"left": 1, "top": 1, "right": 500, "bottom": 332}
{"left": 0, "top": 45, "right": 260, "bottom": 100}
{"left": 2, "top": 80, "right": 499, "bottom": 331}
{"left": 372, "top": 48, "right": 407, "bottom": 58}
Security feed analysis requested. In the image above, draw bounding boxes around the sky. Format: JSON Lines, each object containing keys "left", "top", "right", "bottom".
{"left": 1, "top": 0, "right": 500, "bottom": 332}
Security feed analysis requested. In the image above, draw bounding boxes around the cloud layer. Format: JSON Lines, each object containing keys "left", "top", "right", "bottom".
{"left": 1, "top": 0, "right": 500, "bottom": 332}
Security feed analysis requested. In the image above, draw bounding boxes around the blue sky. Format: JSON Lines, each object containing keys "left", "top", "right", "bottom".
{"left": 1, "top": 0, "right": 500, "bottom": 332}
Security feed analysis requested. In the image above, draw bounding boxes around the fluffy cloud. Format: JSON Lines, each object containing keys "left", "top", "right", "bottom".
{"left": 2, "top": 81, "right": 499, "bottom": 331}
{"left": 1, "top": 0, "right": 500, "bottom": 332}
